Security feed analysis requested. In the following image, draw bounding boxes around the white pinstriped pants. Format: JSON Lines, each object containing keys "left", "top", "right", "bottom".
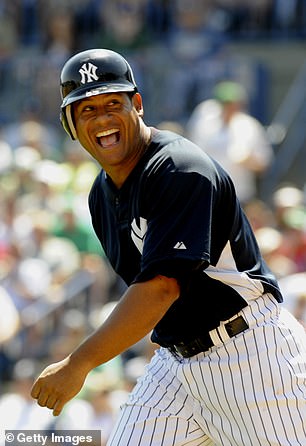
{"left": 107, "top": 294, "right": 306, "bottom": 445}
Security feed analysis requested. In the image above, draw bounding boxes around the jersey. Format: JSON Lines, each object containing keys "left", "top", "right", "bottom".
{"left": 88, "top": 128, "right": 282, "bottom": 347}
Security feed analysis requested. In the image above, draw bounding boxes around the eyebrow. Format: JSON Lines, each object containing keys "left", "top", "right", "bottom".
{"left": 79, "top": 93, "right": 127, "bottom": 105}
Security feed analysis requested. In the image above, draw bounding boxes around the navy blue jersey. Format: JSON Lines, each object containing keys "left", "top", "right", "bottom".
{"left": 89, "top": 129, "right": 282, "bottom": 346}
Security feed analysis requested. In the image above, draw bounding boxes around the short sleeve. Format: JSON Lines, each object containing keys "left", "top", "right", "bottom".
{"left": 134, "top": 144, "right": 218, "bottom": 282}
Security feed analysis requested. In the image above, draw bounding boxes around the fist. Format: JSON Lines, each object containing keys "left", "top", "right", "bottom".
{"left": 31, "top": 356, "right": 87, "bottom": 416}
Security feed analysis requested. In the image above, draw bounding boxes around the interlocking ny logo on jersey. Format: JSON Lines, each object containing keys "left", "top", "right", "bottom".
{"left": 79, "top": 63, "right": 99, "bottom": 84}
{"left": 131, "top": 217, "right": 147, "bottom": 254}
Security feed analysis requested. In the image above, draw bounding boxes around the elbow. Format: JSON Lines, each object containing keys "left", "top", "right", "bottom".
{"left": 154, "top": 275, "right": 180, "bottom": 305}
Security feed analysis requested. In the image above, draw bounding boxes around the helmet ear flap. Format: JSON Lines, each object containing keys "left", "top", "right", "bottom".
{"left": 60, "top": 105, "right": 77, "bottom": 140}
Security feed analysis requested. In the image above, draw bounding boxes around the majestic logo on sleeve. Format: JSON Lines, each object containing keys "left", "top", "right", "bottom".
{"left": 79, "top": 63, "right": 99, "bottom": 84}
{"left": 174, "top": 241, "right": 187, "bottom": 249}
{"left": 131, "top": 217, "right": 147, "bottom": 254}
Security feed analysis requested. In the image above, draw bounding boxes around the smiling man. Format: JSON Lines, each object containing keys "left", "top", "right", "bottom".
{"left": 74, "top": 91, "right": 150, "bottom": 188}
{"left": 31, "top": 49, "right": 306, "bottom": 446}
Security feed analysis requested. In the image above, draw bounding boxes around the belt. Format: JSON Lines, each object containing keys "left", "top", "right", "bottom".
{"left": 171, "top": 315, "right": 249, "bottom": 358}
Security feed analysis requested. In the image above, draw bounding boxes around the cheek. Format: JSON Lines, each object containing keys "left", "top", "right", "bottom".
{"left": 75, "top": 118, "right": 90, "bottom": 142}
{"left": 126, "top": 113, "right": 140, "bottom": 134}
{"left": 76, "top": 128, "right": 93, "bottom": 152}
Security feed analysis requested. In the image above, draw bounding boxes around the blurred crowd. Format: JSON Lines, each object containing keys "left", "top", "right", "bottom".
{"left": 1, "top": 0, "right": 306, "bottom": 127}
{"left": 1, "top": 1, "right": 306, "bottom": 444}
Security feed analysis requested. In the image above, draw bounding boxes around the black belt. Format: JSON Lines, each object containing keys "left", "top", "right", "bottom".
{"left": 171, "top": 315, "right": 249, "bottom": 358}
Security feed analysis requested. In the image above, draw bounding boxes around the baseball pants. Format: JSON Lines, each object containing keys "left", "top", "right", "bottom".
{"left": 107, "top": 293, "right": 306, "bottom": 445}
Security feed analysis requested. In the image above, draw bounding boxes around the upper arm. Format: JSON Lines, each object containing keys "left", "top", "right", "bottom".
{"left": 137, "top": 274, "right": 181, "bottom": 304}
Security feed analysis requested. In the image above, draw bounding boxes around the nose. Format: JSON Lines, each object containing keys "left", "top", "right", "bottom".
{"left": 94, "top": 104, "right": 114, "bottom": 124}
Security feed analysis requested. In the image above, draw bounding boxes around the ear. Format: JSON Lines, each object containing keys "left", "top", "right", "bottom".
{"left": 132, "top": 93, "right": 144, "bottom": 117}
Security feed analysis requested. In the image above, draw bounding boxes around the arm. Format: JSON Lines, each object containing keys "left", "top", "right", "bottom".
{"left": 31, "top": 274, "right": 180, "bottom": 416}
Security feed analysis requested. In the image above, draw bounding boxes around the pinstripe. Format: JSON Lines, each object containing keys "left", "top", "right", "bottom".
{"left": 135, "top": 360, "right": 164, "bottom": 402}
{"left": 239, "top": 332, "right": 268, "bottom": 442}
{"left": 183, "top": 350, "right": 233, "bottom": 444}
{"left": 275, "top": 342, "right": 302, "bottom": 443}
{"left": 142, "top": 368, "right": 169, "bottom": 405}
{"left": 233, "top": 336, "right": 261, "bottom": 444}
{"left": 160, "top": 416, "right": 168, "bottom": 444}
{"left": 215, "top": 347, "right": 246, "bottom": 445}
{"left": 108, "top": 403, "right": 143, "bottom": 445}
{"left": 137, "top": 407, "right": 153, "bottom": 445}
{"left": 273, "top": 315, "right": 306, "bottom": 442}
{"left": 258, "top": 320, "right": 305, "bottom": 444}
{"left": 178, "top": 296, "right": 306, "bottom": 445}
{"left": 107, "top": 295, "right": 306, "bottom": 445}
{"left": 230, "top": 327, "right": 286, "bottom": 444}
{"left": 225, "top": 336, "right": 258, "bottom": 444}
{"left": 231, "top": 334, "right": 263, "bottom": 444}
{"left": 148, "top": 408, "right": 160, "bottom": 445}
{"left": 278, "top": 314, "right": 306, "bottom": 386}
{"left": 263, "top": 325, "right": 293, "bottom": 443}
{"left": 152, "top": 373, "right": 176, "bottom": 408}
{"left": 252, "top": 325, "right": 283, "bottom": 443}
{"left": 205, "top": 355, "right": 229, "bottom": 443}
{"left": 172, "top": 417, "right": 179, "bottom": 444}
{"left": 164, "top": 383, "right": 185, "bottom": 413}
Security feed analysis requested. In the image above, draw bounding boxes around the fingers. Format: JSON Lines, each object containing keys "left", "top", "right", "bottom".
{"left": 31, "top": 388, "right": 64, "bottom": 416}
{"left": 31, "top": 380, "right": 49, "bottom": 407}
{"left": 31, "top": 379, "right": 62, "bottom": 416}
{"left": 45, "top": 395, "right": 57, "bottom": 409}
{"left": 53, "top": 400, "right": 65, "bottom": 417}
{"left": 30, "top": 380, "right": 40, "bottom": 399}
{"left": 37, "top": 392, "right": 49, "bottom": 407}
{"left": 45, "top": 395, "right": 63, "bottom": 416}
{"left": 30, "top": 358, "right": 86, "bottom": 417}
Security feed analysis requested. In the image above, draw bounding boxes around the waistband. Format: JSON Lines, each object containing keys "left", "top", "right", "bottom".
{"left": 168, "top": 293, "right": 279, "bottom": 358}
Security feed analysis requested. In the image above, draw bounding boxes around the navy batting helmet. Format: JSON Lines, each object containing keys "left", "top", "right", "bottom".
{"left": 60, "top": 49, "right": 138, "bottom": 139}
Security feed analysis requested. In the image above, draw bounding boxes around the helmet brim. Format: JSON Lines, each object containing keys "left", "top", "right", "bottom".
{"left": 61, "top": 82, "right": 137, "bottom": 108}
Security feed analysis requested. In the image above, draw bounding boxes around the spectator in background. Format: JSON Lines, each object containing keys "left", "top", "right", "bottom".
{"left": 271, "top": 184, "right": 306, "bottom": 273}
{"left": 210, "top": 0, "right": 274, "bottom": 36}
{"left": 278, "top": 272, "right": 306, "bottom": 329}
{"left": 243, "top": 197, "right": 299, "bottom": 279}
{"left": 186, "top": 80, "right": 274, "bottom": 204}
{"left": 146, "top": 0, "right": 228, "bottom": 125}
{"left": 0, "top": 286, "right": 20, "bottom": 345}
{"left": 2, "top": 101, "right": 61, "bottom": 160}
{"left": 0, "top": 358, "right": 54, "bottom": 430}
{"left": 94, "top": 0, "right": 153, "bottom": 52}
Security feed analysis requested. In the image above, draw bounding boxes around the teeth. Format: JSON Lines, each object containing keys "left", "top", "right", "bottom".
{"left": 96, "top": 129, "right": 118, "bottom": 138}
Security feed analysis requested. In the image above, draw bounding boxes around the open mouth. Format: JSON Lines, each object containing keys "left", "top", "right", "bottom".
{"left": 96, "top": 129, "right": 120, "bottom": 148}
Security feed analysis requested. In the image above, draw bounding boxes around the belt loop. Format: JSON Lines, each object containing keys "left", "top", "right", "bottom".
{"left": 217, "top": 323, "right": 231, "bottom": 342}
{"left": 170, "top": 314, "right": 249, "bottom": 358}
{"left": 209, "top": 328, "right": 223, "bottom": 347}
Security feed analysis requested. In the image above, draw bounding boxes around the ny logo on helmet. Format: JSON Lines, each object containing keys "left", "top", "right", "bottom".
{"left": 79, "top": 63, "right": 99, "bottom": 84}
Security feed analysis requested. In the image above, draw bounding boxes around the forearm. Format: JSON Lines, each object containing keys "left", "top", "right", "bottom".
{"left": 69, "top": 275, "right": 180, "bottom": 372}
{"left": 31, "top": 275, "right": 180, "bottom": 416}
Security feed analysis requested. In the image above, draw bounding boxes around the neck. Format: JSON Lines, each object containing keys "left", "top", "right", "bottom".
{"left": 108, "top": 125, "right": 152, "bottom": 189}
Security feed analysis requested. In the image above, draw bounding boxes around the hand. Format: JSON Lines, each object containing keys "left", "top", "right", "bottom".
{"left": 30, "top": 356, "right": 88, "bottom": 416}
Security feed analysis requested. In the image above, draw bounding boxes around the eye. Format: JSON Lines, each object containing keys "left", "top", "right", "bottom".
{"left": 107, "top": 99, "right": 122, "bottom": 110}
{"left": 83, "top": 105, "right": 95, "bottom": 112}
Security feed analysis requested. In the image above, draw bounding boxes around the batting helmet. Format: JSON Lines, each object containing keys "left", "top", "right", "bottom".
{"left": 60, "top": 49, "right": 138, "bottom": 139}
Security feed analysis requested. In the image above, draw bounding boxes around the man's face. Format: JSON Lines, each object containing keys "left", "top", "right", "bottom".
{"left": 73, "top": 92, "right": 144, "bottom": 171}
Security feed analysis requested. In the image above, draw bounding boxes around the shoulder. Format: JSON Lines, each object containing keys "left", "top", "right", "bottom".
{"left": 88, "top": 170, "right": 105, "bottom": 207}
{"left": 147, "top": 128, "right": 216, "bottom": 176}
{"left": 141, "top": 129, "right": 233, "bottom": 201}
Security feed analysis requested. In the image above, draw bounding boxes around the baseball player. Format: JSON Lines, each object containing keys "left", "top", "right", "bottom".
{"left": 31, "top": 49, "right": 306, "bottom": 445}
